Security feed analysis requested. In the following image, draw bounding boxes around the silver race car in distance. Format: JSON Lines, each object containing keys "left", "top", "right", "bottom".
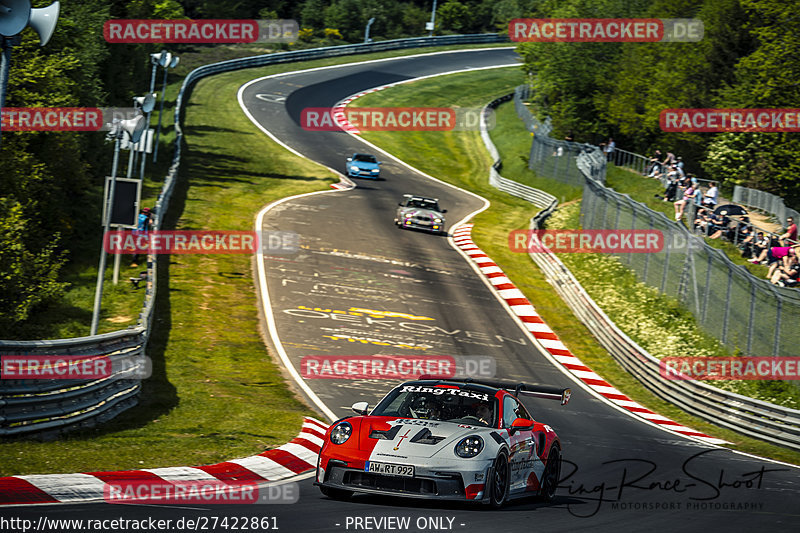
{"left": 395, "top": 194, "right": 447, "bottom": 234}
{"left": 315, "top": 377, "right": 570, "bottom": 507}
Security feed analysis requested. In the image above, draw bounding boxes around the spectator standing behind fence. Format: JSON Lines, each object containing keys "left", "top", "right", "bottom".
{"left": 702, "top": 181, "right": 719, "bottom": 208}
{"left": 779, "top": 216, "right": 797, "bottom": 245}
{"left": 674, "top": 181, "right": 696, "bottom": 221}
{"left": 691, "top": 177, "right": 703, "bottom": 206}
{"left": 646, "top": 149, "right": 663, "bottom": 177}
{"left": 131, "top": 207, "right": 152, "bottom": 267}
{"left": 604, "top": 137, "right": 615, "bottom": 162}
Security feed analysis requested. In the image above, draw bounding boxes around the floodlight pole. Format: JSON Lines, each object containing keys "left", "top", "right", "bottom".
{"left": 153, "top": 56, "right": 177, "bottom": 163}
{"left": 90, "top": 129, "right": 123, "bottom": 335}
{"left": 364, "top": 18, "right": 375, "bottom": 44}
{"left": 428, "top": 0, "right": 437, "bottom": 37}
{"left": 140, "top": 53, "right": 161, "bottom": 180}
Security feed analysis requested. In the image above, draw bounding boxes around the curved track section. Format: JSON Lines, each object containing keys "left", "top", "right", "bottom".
{"left": 5, "top": 49, "right": 797, "bottom": 532}
{"left": 240, "top": 49, "right": 800, "bottom": 529}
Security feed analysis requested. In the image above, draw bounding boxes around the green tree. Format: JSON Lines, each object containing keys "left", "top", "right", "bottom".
{"left": 437, "top": 0, "right": 471, "bottom": 33}
{"left": 704, "top": 0, "right": 800, "bottom": 204}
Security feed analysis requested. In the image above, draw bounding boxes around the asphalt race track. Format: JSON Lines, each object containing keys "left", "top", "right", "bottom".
{"left": 4, "top": 48, "right": 798, "bottom": 532}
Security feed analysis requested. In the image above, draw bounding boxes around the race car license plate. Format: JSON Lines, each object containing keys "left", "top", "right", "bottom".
{"left": 366, "top": 461, "right": 415, "bottom": 477}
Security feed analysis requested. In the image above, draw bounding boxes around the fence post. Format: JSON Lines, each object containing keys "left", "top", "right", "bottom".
{"left": 629, "top": 203, "right": 637, "bottom": 266}
{"left": 643, "top": 212, "right": 654, "bottom": 281}
{"left": 661, "top": 225, "right": 672, "bottom": 293}
{"left": 745, "top": 280, "right": 757, "bottom": 355}
{"left": 701, "top": 253, "right": 712, "bottom": 322}
{"left": 773, "top": 292, "right": 782, "bottom": 357}
{"left": 721, "top": 269, "right": 733, "bottom": 344}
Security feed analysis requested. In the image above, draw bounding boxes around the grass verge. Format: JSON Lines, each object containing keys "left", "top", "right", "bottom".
{"left": 351, "top": 69, "right": 800, "bottom": 465}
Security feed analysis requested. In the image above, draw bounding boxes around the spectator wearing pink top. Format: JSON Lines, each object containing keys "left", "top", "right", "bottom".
{"left": 749, "top": 245, "right": 796, "bottom": 270}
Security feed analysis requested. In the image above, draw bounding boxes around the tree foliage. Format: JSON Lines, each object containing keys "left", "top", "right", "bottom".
{"left": 518, "top": 0, "right": 799, "bottom": 207}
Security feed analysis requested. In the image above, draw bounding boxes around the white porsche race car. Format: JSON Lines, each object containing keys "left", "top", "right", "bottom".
{"left": 315, "top": 377, "right": 570, "bottom": 507}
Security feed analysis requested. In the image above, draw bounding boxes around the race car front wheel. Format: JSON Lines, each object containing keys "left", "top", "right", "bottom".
{"left": 489, "top": 451, "right": 509, "bottom": 508}
{"left": 320, "top": 486, "right": 353, "bottom": 501}
{"left": 538, "top": 444, "right": 561, "bottom": 502}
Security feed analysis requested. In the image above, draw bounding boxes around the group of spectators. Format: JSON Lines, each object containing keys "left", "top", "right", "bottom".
{"left": 642, "top": 149, "right": 799, "bottom": 287}
{"left": 746, "top": 217, "right": 799, "bottom": 287}
{"left": 693, "top": 209, "right": 799, "bottom": 287}
{"left": 645, "top": 149, "right": 684, "bottom": 183}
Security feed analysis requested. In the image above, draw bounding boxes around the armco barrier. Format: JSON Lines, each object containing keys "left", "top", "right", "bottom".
{"left": 0, "top": 34, "right": 509, "bottom": 438}
{"left": 733, "top": 184, "right": 800, "bottom": 229}
{"left": 481, "top": 91, "right": 800, "bottom": 451}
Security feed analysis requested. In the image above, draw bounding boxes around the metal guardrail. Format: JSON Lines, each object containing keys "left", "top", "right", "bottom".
{"left": 0, "top": 34, "right": 509, "bottom": 438}
{"left": 734, "top": 185, "right": 800, "bottom": 228}
{"left": 479, "top": 90, "right": 800, "bottom": 451}
{"left": 515, "top": 86, "right": 606, "bottom": 186}
{"left": 483, "top": 94, "right": 557, "bottom": 210}
{"left": 526, "top": 228, "right": 800, "bottom": 451}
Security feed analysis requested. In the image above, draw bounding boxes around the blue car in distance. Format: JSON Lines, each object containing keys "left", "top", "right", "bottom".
{"left": 346, "top": 153, "right": 382, "bottom": 179}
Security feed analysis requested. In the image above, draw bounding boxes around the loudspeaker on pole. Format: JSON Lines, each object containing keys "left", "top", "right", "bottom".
{"left": 133, "top": 92, "right": 156, "bottom": 113}
{"left": 119, "top": 114, "right": 145, "bottom": 144}
{"left": 28, "top": 1, "right": 59, "bottom": 46}
{"left": 0, "top": 0, "right": 31, "bottom": 37}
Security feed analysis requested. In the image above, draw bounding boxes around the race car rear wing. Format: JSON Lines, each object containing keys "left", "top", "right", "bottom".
{"left": 418, "top": 376, "right": 571, "bottom": 405}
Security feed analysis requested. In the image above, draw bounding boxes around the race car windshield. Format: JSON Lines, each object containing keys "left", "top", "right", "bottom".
{"left": 353, "top": 154, "right": 377, "bottom": 163}
{"left": 371, "top": 386, "right": 497, "bottom": 427}
{"left": 407, "top": 199, "right": 440, "bottom": 210}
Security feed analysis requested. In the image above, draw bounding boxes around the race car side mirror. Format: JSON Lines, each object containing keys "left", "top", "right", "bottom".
{"left": 347, "top": 157, "right": 352, "bottom": 161}
{"left": 442, "top": 209, "right": 447, "bottom": 213}
{"left": 509, "top": 418, "right": 533, "bottom": 435}
{"left": 352, "top": 401, "right": 369, "bottom": 415}
{"left": 398, "top": 202, "right": 404, "bottom": 206}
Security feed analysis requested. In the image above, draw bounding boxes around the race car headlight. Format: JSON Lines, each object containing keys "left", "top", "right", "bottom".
{"left": 433, "top": 218, "right": 442, "bottom": 223}
{"left": 404, "top": 213, "right": 413, "bottom": 218}
{"left": 371, "top": 168, "right": 379, "bottom": 173}
{"left": 455, "top": 436, "right": 484, "bottom": 458}
{"left": 330, "top": 422, "right": 353, "bottom": 445}
{"left": 351, "top": 165, "right": 360, "bottom": 171}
